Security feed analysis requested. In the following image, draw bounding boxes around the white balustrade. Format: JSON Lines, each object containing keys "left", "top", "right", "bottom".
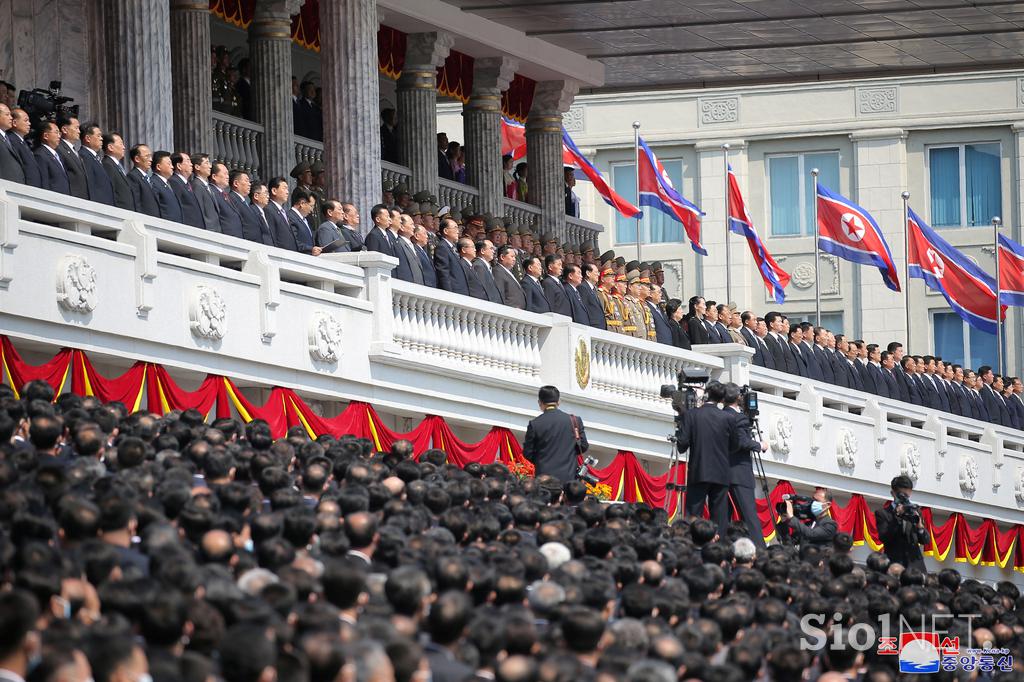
{"left": 294, "top": 136, "right": 324, "bottom": 168}
{"left": 502, "top": 197, "right": 542, "bottom": 229}
{"left": 382, "top": 160, "right": 412, "bottom": 191}
{"left": 566, "top": 215, "right": 604, "bottom": 247}
{"left": 212, "top": 112, "right": 263, "bottom": 180}
{"left": 438, "top": 178, "right": 481, "bottom": 212}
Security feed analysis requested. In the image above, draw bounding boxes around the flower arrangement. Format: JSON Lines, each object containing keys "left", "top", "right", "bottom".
{"left": 586, "top": 482, "right": 613, "bottom": 501}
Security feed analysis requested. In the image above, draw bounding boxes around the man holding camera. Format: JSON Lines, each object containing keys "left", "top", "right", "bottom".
{"left": 778, "top": 489, "right": 837, "bottom": 547}
{"left": 875, "top": 475, "right": 928, "bottom": 572}
{"left": 524, "top": 385, "right": 589, "bottom": 483}
{"left": 724, "top": 383, "right": 769, "bottom": 550}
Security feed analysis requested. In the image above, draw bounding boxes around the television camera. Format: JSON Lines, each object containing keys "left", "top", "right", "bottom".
{"left": 577, "top": 455, "right": 599, "bottom": 486}
{"left": 18, "top": 81, "right": 79, "bottom": 129}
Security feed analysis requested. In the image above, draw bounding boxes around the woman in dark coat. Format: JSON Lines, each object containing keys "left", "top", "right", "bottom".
{"left": 684, "top": 295, "right": 710, "bottom": 345}
{"left": 666, "top": 298, "right": 691, "bottom": 350}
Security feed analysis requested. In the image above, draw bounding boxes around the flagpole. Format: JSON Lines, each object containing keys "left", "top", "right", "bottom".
{"left": 995, "top": 215, "right": 1003, "bottom": 375}
{"left": 811, "top": 168, "right": 821, "bottom": 326}
{"left": 633, "top": 121, "right": 642, "bottom": 264}
{"left": 723, "top": 143, "right": 732, "bottom": 307}
{"left": 902, "top": 191, "right": 911, "bottom": 351}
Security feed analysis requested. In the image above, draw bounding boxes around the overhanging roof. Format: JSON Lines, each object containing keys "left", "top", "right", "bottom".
{"left": 445, "top": 0, "right": 1024, "bottom": 91}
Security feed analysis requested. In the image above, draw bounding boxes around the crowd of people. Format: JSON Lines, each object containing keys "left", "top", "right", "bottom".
{"left": 3, "top": 377, "right": 1024, "bottom": 682}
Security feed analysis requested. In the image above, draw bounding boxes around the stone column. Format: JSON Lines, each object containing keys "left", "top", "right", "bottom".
{"left": 526, "top": 80, "right": 578, "bottom": 239}
{"left": 397, "top": 32, "right": 454, "bottom": 196}
{"left": 250, "top": 0, "right": 300, "bottom": 181}
{"left": 320, "top": 0, "right": 382, "bottom": 217}
{"left": 464, "top": 57, "right": 517, "bottom": 217}
{"left": 97, "top": 0, "right": 174, "bottom": 151}
{"left": 170, "top": 0, "right": 212, "bottom": 154}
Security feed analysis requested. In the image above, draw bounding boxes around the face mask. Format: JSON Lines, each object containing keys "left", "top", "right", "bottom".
{"left": 810, "top": 501, "right": 826, "bottom": 517}
{"left": 137, "top": 674, "right": 153, "bottom": 682}
{"left": 243, "top": 539, "right": 254, "bottom": 553}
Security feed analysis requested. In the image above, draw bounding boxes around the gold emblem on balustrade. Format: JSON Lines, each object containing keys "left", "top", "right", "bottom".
{"left": 575, "top": 337, "right": 590, "bottom": 389}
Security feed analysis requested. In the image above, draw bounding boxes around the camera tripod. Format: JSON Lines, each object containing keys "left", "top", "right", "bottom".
{"left": 749, "top": 414, "right": 779, "bottom": 538}
{"left": 664, "top": 425, "right": 687, "bottom": 525}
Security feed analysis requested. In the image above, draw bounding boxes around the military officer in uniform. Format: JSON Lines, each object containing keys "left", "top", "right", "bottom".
{"left": 622, "top": 271, "right": 649, "bottom": 340}
{"left": 638, "top": 277, "right": 657, "bottom": 342}
{"left": 597, "top": 268, "right": 623, "bottom": 333}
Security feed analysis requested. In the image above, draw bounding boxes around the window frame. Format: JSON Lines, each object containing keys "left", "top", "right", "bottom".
{"left": 765, "top": 150, "right": 841, "bottom": 238}
{"left": 610, "top": 158, "right": 686, "bottom": 246}
{"left": 925, "top": 140, "right": 1002, "bottom": 229}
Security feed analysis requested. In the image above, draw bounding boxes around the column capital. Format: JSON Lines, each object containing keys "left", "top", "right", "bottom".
{"left": 170, "top": 0, "right": 210, "bottom": 10}
{"left": 529, "top": 79, "right": 579, "bottom": 116}
{"left": 252, "top": 0, "right": 302, "bottom": 27}
{"left": 472, "top": 57, "right": 518, "bottom": 94}
{"left": 404, "top": 31, "right": 455, "bottom": 69}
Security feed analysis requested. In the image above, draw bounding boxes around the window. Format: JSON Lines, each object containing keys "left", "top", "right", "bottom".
{"left": 612, "top": 160, "right": 685, "bottom": 244}
{"left": 789, "top": 312, "right": 844, "bottom": 335}
{"left": 768, "top": 151, "right": 840, "bottom": 236}
{"left": 928, "top": 143, "right": 1001, "bottom": 228}
{"left": 932, "top": 311, "right": 1003, "bottom": 368}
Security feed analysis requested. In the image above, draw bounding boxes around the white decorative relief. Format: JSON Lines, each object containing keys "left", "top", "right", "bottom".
{"left": 900, "top": 443, "right": 921, "bottom": 483}
{"left": 189, "top": 285, "right": 226, "bottom": 340}
{"left": 562, "top": 105, "right": 585, "bottom": 133}
{"left": 56, "top": 255, "right": 97, "bottom": 313}
{"left": 959, "top": 456, "right": 978, "bottom": 494}
{"left": 1018, "top": 78, "right": 1024, "bottom": 109}
{"left": 1015, "top": 466, "right": 1024, "bottom": 504}
{"left": 857, "top": 86, "right": 898, "bottom": 115}
{"left": 308, "top": 311, "right": 343, "bottom": 363}
{"left": 699, "top": 97, "right": 738, "bottom": 125}
{"left": 836, "top": 429, "right": 858, "bottom": 469}
{"left": 791, "top": 262, "right": 815, "bottom": 290}
{"left": 770, "top": 414, "right": 793, "bottom": 456}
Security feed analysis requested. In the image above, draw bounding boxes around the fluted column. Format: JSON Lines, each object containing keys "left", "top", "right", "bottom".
{"left": 250, "top": 0, "right": 300, "bottom": 181}
{"left": 526, "top": 80, "right": 578, "bottom": 238}
{"left": 98, "top": 0, "right": 173, "bottom": 151}
{"left": 320, "top": 0, "right": 382, "bottom": 216}
{"left": 170, "top": 0, "right": 212, "bottom": 153}
{"left": 397, "top": 32, "right": 454, "bottom": 196}
{"left": 464, "top": 57, "right": 517, "bottom": 217}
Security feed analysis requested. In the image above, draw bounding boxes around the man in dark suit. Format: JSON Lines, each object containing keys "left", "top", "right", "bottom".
{"left": 786, "top": 327, "right": 808, "bottom": 377}
{"left": 456, "top": 238, "right": 488, "bottom": 300}
{"left": 316, "top": 200, "right": 347, "bottom": 251}
{"left": 561, "top": 265, "right": 591, "bottom": 325}
{"left": 248, "top": 181, "right": 277, "bottom": 246}
{"left": 227, "top": 170, "right": 265, "bottom": 243}
{"left": 797, "top": 323, "right": 824, "bottom": 381}
{"left": 897, "top": 357, "right": 921, "bottom": 405}
{"left": 8, "top": 108, "right": 39, "bottom": 187}
{"left": 579, "top": 264, "right": 607, "bottom": 330}
{"left": 521, "top": 256, "right": 550, "bottom": 314}
{"left": 337, "top": 203, "right": 365, "bottom": 251}
{"left": 436, "top": 132, "right": 453, "bottom": 181}
{"left": 677, "top": 381, "right": 751, "bottom": 537}
{"left": 646, "top": 288, "right": 673, "bottom": 345}
{"left": 209, "top": 162, "right": 243, "bottom": 238}
{"left": 34, "top": 122, "right": 71, "bottom": 195}
{"left": 764, "top": 312, "right": 793, "bottom": 373}
{"left": 0, "top": 104, "right": 24, "bottom": 184}
{"left": 493, "top": 245, "right": 526, "bottom": 309}
{"left": 189, "top": 154, "right": 221, "bottom": 232}
{"left": 168, "top": 152, "right": 205, "bottom": 229}
{"left": 392, "top": 214, "right": 423, "bottom": 284}
{"left": 434, "top": 218, "right": 469, "bottom": 295}
{"left": 921, "top": 356, "right": 951, "bottom": 413}
{"left": 286, "top": 187, "right": 321, "bottom": 255}
{"left": 523, "top": 385, "right": 588, "bottom": 483}
{"left": 541, "top": 255, "right": 571, "bottom": 317}
{"left": 472, "top": 239, "right": 503, "bottom": 304}
{"left": 865, "top": 345, "right": 889, "bottom": 398}
{"left": 412, "top": 226, "right": 437, "bottom": 288}
{"left": 126, "top": 144, "right": 159, "bottom": 217}
{"left": 56, "top": 115, "right": 89, "bottom": 200}
{"left": 149, "top": 151, "right": 183, "bottom": 223}
{"left": 810, "top": 329, "right": 835, "bottom": 383}
{"left": 101, "top": 133, "right": 134, "bottom": 211}
{"left": 875, "top": 475, "right": 928, "bottom": 572}
{"left": 723, "top": 384, "right": 768, "bottom": 550}
{"left": 76, "top": 123, "right": 113, "bottom": 205}
{"left": 364, "top": 204, "right": 395, "bottom": 257}
{"left": 880, "top": 351, "right": 900, "bottom": 398}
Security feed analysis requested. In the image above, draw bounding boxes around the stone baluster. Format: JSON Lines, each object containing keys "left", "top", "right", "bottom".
{"left": 397, "top": 32, "right": 454, "bottom": 197}
{"left": 250, "top": 0, "right": 300, "bottom": 182}
{"left": 464, "top": 57, "right": 518, "bottom": 216}
{"left": 170, "top": 0, "right": 212, "bottom": 154}
{"left": 526, "top": 81, "right": 578, "bottom": 241}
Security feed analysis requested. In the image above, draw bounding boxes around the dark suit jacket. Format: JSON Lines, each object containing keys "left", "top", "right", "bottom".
{"left": 844, "top": 360, "right": 865, "bottom": 391}
{"left": 522, "top": 276, "right": 550, "bottom": 314}
{"left": 580, "top": 282, "right": 606, "bottom": 330}
{"left": 668, "top": 319, "right": 691, "bottom": 350}
{"left": 472, "top": 259, "right": 503, "bottom": 304}
{"left": 250, "top": 204, "right": 276, "bottom": 246}
{"left": 392, "top": 237, "right": 420, "bottom": 284}
{"left": 212, "top": 187, "right": 244, "bottom": 238}
{"left": 647, "top": 302, "right": 673, "bottom": 344}
{"left": 7, "top": 132, "right": 39, "bottom": 187}
{"left": 437, "top": 149, "right": 454, "bottom": 180}
{"left": 801, "top": 342, "right": 824, "bottom": 381}
{"left": 103, "top": 156, "right": 135, "bottom": 211}
{"left": 57, "top": 141, "right": 88, "bottom": 199}
{"left": 727, "top": 409, "right": 763, "bottom": 488}
{"left": 230, "top": 193, "right": 264, "bottom": 243}
{"left": 926, "top": 374, "right": 951, "bottom": 413}
{"left": 866, "top": 363, "right": 889, "bottom": 398}
{"left": 882, "top": 368, "right": 900, "bottom": 399}
{"left": 35, "top": 146, "right": 71, "bottom": 195}
{"left": 493, "top": 264, "right": 526, "bottom": 309}
{"left": 563, "top": 283, "right": 590, "bottom": 325}
{"left": 127, "top": 168, "right": 159, "bottom": 217}
{"left": 676, "top": 404, "right": 742, "bottom": 486}
{"left": 462, "top": 258, "right": 488, "bottom": 300}
{"left": 150, "top": 174, "right": 184, "bottom": 223}
{"left": 339, "top": 225, "right": 365, "bottom": 251}
{"left": 169, "top": 174, "right": 205, "bottom": 229}
{"left": 190, "top": 177, "right": 221, "bottom": 232}
{"left": 316, "top": 220, "right": 345, "bottom": 250}
{"left": 416, "top": 245, "right": 437, "bottom": 288}
{"left": 687, "top": 316, "right": 710, "bottom": 345}
{"left": 286, "top": 208, "right": 316, "bottom": 253}
{"left": 266, "top": 204, "right": 296, "bottom": 250}
{"left": 364, "top": 226, "right": 395, "bottom": 257}
{"left": 542, "top": 275, "right": 571, "bottom": 317}
{"left": 787, "top": 342, "right": 808, "bottom": 377}
{"left": 523, "top": 407, "right": 587, "bottom": 483}
{"left": 78, "top": 148, "right": 114, "bottom": 205}
{"left": 434, "top": 239, "right": 469, "bottom": 295}
{"left": 875, "top": 503, "right": 927, "bottom": 571}
{"left": 0, "top": 133, "right": 24, "bottom": 183}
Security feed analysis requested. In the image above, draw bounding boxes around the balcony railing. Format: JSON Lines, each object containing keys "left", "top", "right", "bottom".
{"left": 381, "top": 160, "right": 412, "bottom": 191}
{"left": 294, "top": 135, "right": 324, "bottom": 168}
{"left": 502, "top": 197, "right": 542, "bottom": 229}
{"left": 566, "top": 215, "right": 604, "bottom": 248}
{"left": 212, "top": 111, "right": 263, "bottom": 180}
{"left": 438, "top": 178, "right": 480, "bottom": 212}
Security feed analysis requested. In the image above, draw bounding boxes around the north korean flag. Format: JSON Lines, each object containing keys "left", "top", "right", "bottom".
{"left": 637, "top": 135, "right": 705, "bottom": 255}
{"left": 998, "top": 233, "right": 1024, "bottom": 308}
{"left": 908, "top": 207, "right": 1005, "bottom": 334}
{"left": 816, "top": 183, "right": 901, "bottom": 292}
{"left": 727, "top": 165, "right": 790, "bottom": 303}
{"left": 500, "top": 116, "right": 527, "bottom": 160}
{"left": 563, "top": 128, "right": 642, "bottom": 220}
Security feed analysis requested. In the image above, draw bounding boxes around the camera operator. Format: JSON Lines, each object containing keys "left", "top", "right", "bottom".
{"left": 778, "top": 489, "right": 837, "bottom": 548}
{"left": 723, "top": 382, "right": 769, "bottom": 550}
{"left": 875, "top": 475, "right": 928, "bottom": 572}
{"left": 524, "top": 385, "right": 588, "bottom": 483}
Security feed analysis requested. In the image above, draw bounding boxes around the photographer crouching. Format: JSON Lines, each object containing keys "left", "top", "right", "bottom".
{"left": 777, "top": 488, "right": 837, "bottom": 548}
{"left": 874, "top": 475, "right": 928, "bottom": 572}
{"left": 523, "top": 385, "right": 589, "bottom": 484}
